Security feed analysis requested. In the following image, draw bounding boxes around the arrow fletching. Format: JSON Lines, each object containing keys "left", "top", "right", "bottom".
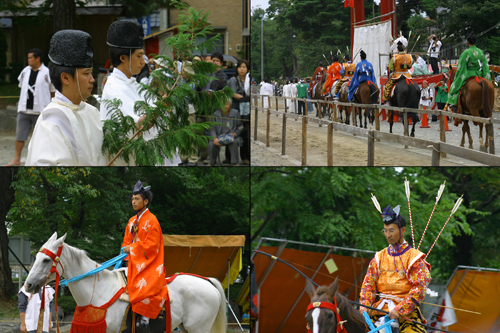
{"left": 371, "top": 193, "right": 382, "bottom": 214}
{"left": 404, "top": 177, "right": 410, "bottom": 200}
{"left": 436, "top": 180, "right": 446, "bottom": 203}
{"left": 451, "top": 195, "right": 464, "bottom": 215}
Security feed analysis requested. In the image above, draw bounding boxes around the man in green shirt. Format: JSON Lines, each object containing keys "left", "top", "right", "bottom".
{"left": 296, "top": 79, "right": 308, "bottom": 115}
{"left": 448, "top": 34, "right": 491, "bottom": 111}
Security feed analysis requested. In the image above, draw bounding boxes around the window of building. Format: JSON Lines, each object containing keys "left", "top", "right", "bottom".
{"left": 194, "top": 34, "right": 224, "bottom": 55}
{"left": 150, "top": 11, "right": 160, "bottom": 27}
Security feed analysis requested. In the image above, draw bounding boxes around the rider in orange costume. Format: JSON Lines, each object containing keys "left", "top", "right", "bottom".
{"left": 122, "top": 181, "right": 169, "bottom": 333}
{"left": 309, "top": 61, "right": 327, "bottom": 95}
{"left": 359, "top": 205, "right": 431, "bottom": 333}
{"left": 383, "top": 42, "right": 413, "bottom": 103}
{"left": 333, "top": 55, "right": 356, "bottom": 99}
{"left": 323, "top": 54, "right": 342, "bottom": 96}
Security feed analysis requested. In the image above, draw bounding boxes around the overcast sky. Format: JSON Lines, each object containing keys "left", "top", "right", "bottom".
{"left": 251, "top": 0, "right": 269, "bottom": 10}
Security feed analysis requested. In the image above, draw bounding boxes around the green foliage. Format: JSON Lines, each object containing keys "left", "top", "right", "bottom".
{"left": 7, "top": 168, "right": 250, "bottom": 277}
{"left": 436, "top": 0, "right": 500, "bottom": 64}
{"left": 251, "top": 167, "right": 499, "bottom": 282}
{"left": 406, "top": 14, "right": 435, "bottom": 54}
{"left": 57, "top": 295, "right": 77, "bottom": 314}
{"left": 251, "top": 0, "right": 350, "bottom": 80}
{"left": 101, "top": 4, "right": 234, "bottom": 165}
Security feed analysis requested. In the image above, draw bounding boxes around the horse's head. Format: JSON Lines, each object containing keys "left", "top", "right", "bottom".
{"left": 25, "top": 232, "right": 66, "bottom": 293}
{"left": 305, "top": 277, "right": 341, "bottom": 333}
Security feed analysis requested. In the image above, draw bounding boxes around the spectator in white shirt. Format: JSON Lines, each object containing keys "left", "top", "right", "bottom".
{"left": 419, "top": 80, "right": 434, "bottom": 110}
{"left": 427, "top": 35, "right": 442, "bottom": 74}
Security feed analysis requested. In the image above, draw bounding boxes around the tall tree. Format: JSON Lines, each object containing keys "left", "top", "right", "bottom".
{"left": 0, "top": 168, "right": 18, "bottom": 299}
{"left": 250, "top": 167, "right": 499, "bottom": 281}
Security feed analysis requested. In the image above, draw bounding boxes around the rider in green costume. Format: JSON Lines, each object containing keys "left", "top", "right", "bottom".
{"left": 448, "top": 34, "right": 491, "bottom": 111}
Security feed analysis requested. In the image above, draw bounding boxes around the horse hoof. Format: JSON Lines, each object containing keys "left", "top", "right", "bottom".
{"left": 480, "top": 145, "right": 487, "bottom": 152}
{"left": 469, "top": 145, "right": 473, "bottom": 149}
{"left": 410, "top": 133, "right": 415, "bottom": 138}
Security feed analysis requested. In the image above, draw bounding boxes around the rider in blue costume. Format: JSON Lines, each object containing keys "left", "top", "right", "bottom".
{"left": 348, "top": 50, "right": 377, "bottom": 102}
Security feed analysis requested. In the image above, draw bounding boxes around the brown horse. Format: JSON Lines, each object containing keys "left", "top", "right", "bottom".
{"left": 305, "top": 277, "right": 366, "bottom": 333}
{"left": 338, "top": 81, "right": 351, "bottom": 124}
{"left": 353, "top": 81, "right": 379, "bottom": 129}
{"left": 313, "top": 78, "right": 328, "bottom": 117}
{"left": 449, "top": 67, "right": 494, "bottom": 151}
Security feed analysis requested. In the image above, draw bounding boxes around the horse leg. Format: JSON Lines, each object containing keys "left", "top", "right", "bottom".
{"left": 410, "top": 115, "right": 416, "bottom": 137}
{"left": 363, "top": 108, "right": 367, "bottom": 129}
{"left": 478, "top": 123, "right": 486, "bottom": 152}
{"left": 360, "top": 108, "right": 365, "bottom": 128}
{"left": 345, "top": 107, "right": 350, "bottom": 125}
{"left": 460, "top": 121, "right": 467, "bottom": 147}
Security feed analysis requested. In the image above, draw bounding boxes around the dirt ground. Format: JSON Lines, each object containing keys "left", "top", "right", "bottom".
{"left": 251, "top": 100, "right": 486, "bottom": 166}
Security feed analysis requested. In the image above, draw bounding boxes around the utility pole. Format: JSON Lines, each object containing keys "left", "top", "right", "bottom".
{"left": 261, "top": 18, "right": 264, "bottom": 81}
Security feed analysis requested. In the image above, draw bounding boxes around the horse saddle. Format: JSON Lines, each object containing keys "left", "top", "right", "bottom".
{"left": 114, "top": 268, "right": 130, "bottom": 303}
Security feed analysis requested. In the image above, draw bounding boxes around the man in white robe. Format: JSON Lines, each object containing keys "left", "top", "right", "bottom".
{"left": 26, "top": 30, "right": 108, "bottom": 166}
{"left": 282, "top": 80, "right": 292, "bottom": 113}
{"left": 291, "top": 78, "right": 298, "bottom": 113}
{"left": 100, "top": 20, "right": 181, "bottom": 166}
{"left": 260, "top": 78, "right": 274, "bottom": 109}
{"left": 6, "top": 49, "right": 55, "bottom": 166}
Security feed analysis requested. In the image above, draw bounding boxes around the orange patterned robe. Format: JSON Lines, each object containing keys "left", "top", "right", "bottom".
{"left": 122, "top": 208, "right": 169, "bottom": 319}
{"left": 323, "top": 62, "right": 342, "bottom": 93}
{"left": 359, "top": 241, "right": 431, "bottom": 316}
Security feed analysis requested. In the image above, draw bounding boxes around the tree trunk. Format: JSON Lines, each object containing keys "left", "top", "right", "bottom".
{"left": 52, "top": 0, "right": 76, "bottom": 33}
{"left": 0, "top": 168, "right": 18, "bottom": 299}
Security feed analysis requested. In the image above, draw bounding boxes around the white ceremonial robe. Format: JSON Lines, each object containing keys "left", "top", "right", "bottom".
{"left": 26, "top": 92, "right": 107, "bottom": 166}
{"left": 19, "top": 285, "right": 55, "bottom": 332}
{"left": 100, "top": 68, "right": 181, "bottom": 166}
{"left": 420, "top": 87, "right": 434, "bottom": 108}
{"left": 17, "top": 64, "right": 54, "bottom": 114}
{"left": 260, "top": 82, "right": 274, "bottom": 109}
{"left": 291, "top": 83, "right": 298, "bottom": 113}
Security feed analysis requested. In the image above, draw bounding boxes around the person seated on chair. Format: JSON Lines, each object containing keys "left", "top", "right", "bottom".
{"left": 447, "top": 34, "right": 491, "bottom": 113}
{"left": 323, "top": 54, "right": 342, "bottom": 97}
{"left": 208, "top": 99, "right": 244, "bottom": 166}
{"left": 122, "top": 181, "right": 169, "bottom": 333}
{"left": 333, "top": 55, "right": 355, "bottom": 99}
{"left": 382, "top": 42, "right": 413, "bottom": 104}
{"left": 309, "top": 60, "right": 327, "bottom": 96}
{"left": 411, "top": 53, "right": 429, "bottom": 76}
{"left": 348, "top": 50, "right": 377, "bottom": 102}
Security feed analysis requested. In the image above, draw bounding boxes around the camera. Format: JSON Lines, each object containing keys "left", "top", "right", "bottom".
{"left": 432, "top": 36, "right": 437, "bottom": 41}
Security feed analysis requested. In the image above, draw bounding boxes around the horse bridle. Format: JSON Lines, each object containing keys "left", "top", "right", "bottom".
{"left": 39, "top": 244, "right": 64, "bottom": 333}
{"left": 306, "top": 297, "right": 348, "bottom": 333}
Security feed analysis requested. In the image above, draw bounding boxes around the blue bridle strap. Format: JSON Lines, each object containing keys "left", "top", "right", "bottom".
{"left": 59, "top": 248, "right": 128, "bottom": 287}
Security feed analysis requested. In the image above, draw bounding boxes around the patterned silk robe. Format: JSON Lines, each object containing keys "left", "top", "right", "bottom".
{"left": 359, "top": 241, "right": 431, "bottom": 316}
{"left": 122, "top": 208, "right": 169, "bottom": 318}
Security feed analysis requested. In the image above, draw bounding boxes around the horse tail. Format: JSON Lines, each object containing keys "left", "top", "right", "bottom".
{"left": 369, "top": 81, "right": 378, "bottom": 104}
{"left": 208, "top": 278, "right": 227, "bottom": 333}
{"left": 481, "top": 78, "right": 493, "bottom": 118}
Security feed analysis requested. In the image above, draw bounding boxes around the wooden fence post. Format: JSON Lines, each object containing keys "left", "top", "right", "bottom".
{"left": 266, "top": 107, "right": 270, "bottom": 147}
{"left": 488, "top": 122, "right": 495, "bottom": 155}
{"left": 327, "top": 122, "right": 333, "bottom": 166}
{"left": 431, "top": 142, "right": 441, "bottom": 166}
{"left": 282, "top": 113, "right": 287, "bottom": 155}
{"left": 254, "top": 99, "right": 259, "bottom": 141}
{"left": 318, "top": 99, "right": 322, "bottom": 127}
{"left": 439, "top": 111, "right": 447, "bottom": 158}
{"left": 302, "top": 116, "right": 307, "bottom": 166}
{"left": 305, "top": 99, "right": 308, "bottom": 116}
{"left": 351, "top": 104, "right": 356, "bottom": 128}
{"left": 333, "top": 102, "right": 338, "bottom": 125}
{"left": 375, "top": 105, "right": 380, "bottom": 132}
{"left": 284, "top": 97, "right": 288, "bottom": 113}
{"left": 276, "top": 96, "right": 278, "bottom": 113}
{"left": 368, "top": 130, "right": 375, "bottom": 166}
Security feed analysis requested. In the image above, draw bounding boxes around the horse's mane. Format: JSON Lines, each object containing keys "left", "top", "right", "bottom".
{"left": 315, "top": 286, "right": 365, "bottom": 328}
{"left": 62, "top": 243, "right": 116, "bottom": 279}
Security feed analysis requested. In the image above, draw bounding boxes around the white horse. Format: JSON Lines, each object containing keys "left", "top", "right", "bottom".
{"left": 24, "top": 232, "right": 227, "bottom": 333}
